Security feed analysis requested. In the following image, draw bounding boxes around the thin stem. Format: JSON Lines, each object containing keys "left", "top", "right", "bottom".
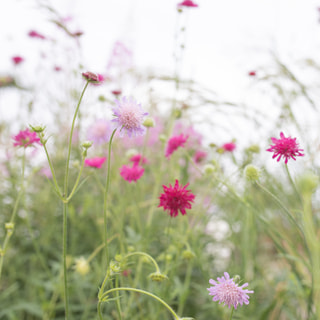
{"left": 284, "top": 164, "right": 303, "bottom": 206}
{"left": 103, "top": 128, "right": 117, "bottom": 266}
{"left": 228, "top": 306, "right": 234, "bottom": 320}
{"left": 66, "top": 154, "right": 86, "bottom": 201}
{"left": 100, "top": 287, "right": 180, "bottom": 320}
{"left": 125, "top": 251, "right": 161, "bottom": 273}
{"left": 62, "top": 202, "right": 69, "bottom": 320}
{"left": 63, "top": 81, "right": 89, "bottom": 197}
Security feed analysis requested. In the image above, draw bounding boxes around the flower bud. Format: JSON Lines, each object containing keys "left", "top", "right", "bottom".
{"left": 143, "top": 117, "right": 155, "bottom": 128}
{"left": 297, "top": 172, "right": 319, "bottom": 196}
{"left": 110, "top": 260, "right": 121, "bottom": 274}
{"left": 159, "top": 134, "right": 167, "bottom": 143}
{"left": 203, "top": 164, "right": 215, "bottom": 176}
{"left": 81, "top": 141, "right": 93, "bottom": 149}
{"left": 149, "top": 272, "right": 168, "bottom": 282}
{"left": 247, "top": 144, "right": 260, "bottom": 153}
{"left": 182, "top": 249, "right": 195, "bottom": 260}
{"left": 5, "top": 223, "right": 14, "bottom": 236}
{"left": 74, "top": 257, "right": 90, "bottom": 276}
{"left": 244, "top": 164, "right": 260, "bottom": 182}
{"left": 30, "top": 124, "right": 45, "bottom": 133}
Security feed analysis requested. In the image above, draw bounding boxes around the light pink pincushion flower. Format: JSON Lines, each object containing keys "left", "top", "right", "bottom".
{"left": 84, "top": 157, "right": 106, "bottom": 169}
{"left": 120, "top": 164, "right": 144, "bottom": 183}
{"left": 158, "top": 180, "right": 195, "bottom": 217}
{"left": 165, "top": 134, "right": 188, "bottom": 158}
{"left": 13, "top": 128, "right": 41, "bottom": 148}
{"left": 207, "top": 272, "right": 254, "bottom": 309}
{"left": 112, "top": 96, "right": 148, "bottom": 137}
{"left": 266, "top": 132, "right": 304, "bottom": 164}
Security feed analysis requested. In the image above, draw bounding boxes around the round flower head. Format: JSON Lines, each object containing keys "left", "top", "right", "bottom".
{"left": 13, "top": 128, "right": 41, "bottom": 148}
{"left": 222, "top": 142, "right": 236, "bottom": 152}
{"left": 207, "top": 272, "right": 254, "bottom": 309}
{"left": 158, "top": 180, "right": 195, "bottom": 217}
{"left": 112, "top": 96, "right": 148, "bottom": 138}
{"left": 165, "top": 134, "right": 188, "bottom": 158}
{"left": 120, "top": 164, "right": 144, "bottom": 183}
{"left": 266, "top": 132, "right": 304, "bottom": 164}
{"left": 84, "top": 157, "right": 106, "bottom": 169}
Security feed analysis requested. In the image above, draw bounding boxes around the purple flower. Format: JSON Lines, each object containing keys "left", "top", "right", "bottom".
{"left": 207, "top": 272, "right": 254, "bottom": 309}
{"left": 112, "top": 96, "right": 148, "bottom": 137}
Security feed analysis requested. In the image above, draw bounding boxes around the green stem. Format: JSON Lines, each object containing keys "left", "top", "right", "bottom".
{"left": 63, "top": 81, "right": 89, "bottom": 197}
{"left": 115, "top": 276, "right": 123, "bottom": 320}
{"left": 177, "top": 261, "right": 193, "bottom": 315}
{"left": 100, "top": 287, "right": 180, "bottom": 320}
{"left": 284, "top": 164, "right": 303, "bottom": 206}
{"left": 0, "top": 150, "right": 26, "bottom": 281}
{"left": 103, "top": 128, "right": 117, "bottom": 266}
{"left": 62, "top": 202, "right": 69, "bottom": 320}
{"left": 66, "top": 154, "right": 86, "bottom": 201}
{"left": 125, "top": 251, "right": 161, "bottom": 273}
{"left": 228, "top": 306, "right": 234, "bottom": 320}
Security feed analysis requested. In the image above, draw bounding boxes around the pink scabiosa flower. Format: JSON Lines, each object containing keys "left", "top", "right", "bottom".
{"left": 222, "top": 142, "right": 236, "bottom": 152}
{"left": 112, "top": 96, "right": 148, "bottom": 137}
{"left": 165, "top": 134, "right": 188, "bottom": 158}
{"left": 84, "top": 157, "right": 106, "bottom": 169}
{"left": 158, "top": 180, "right": 195, "bottom": 217}
{"left": 12, "top": 56, "right": 24, "bottom": 65}
{"left": 248, "top": 71, "right": 256, "bottom": 76}
{"left": 130, "top": 154, "right": 147, "bottom": 165}
{"left": 178, "top": 0, "right": 199, "bottom": 7}
{"left": 120, "top": 164, "right": 144, "bottom": 183}
{"left": 87, "top": 119, "right": 112, "bottom": 145}
{"left": 111, "top": 89, "right": 122, "bottom": 96}
{"left": 207, "top": 272, "right": 254, "bottom": 309}
{"left": 194, "top": 150, "right": 207, "bottom": 163}
{"left": 13, "top": 128, "right": 41, "bottom": 148}
{"left": 28, "top": 30, "right": 46, "bottom": 39}
{"left": 266, "top": 132, "right": 304, "bottom": 164}
{"left": 82, "top": 71, "right": 104, "bottom": 84}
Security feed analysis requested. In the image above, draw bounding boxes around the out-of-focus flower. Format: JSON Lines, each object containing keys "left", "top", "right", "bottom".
{"left": 72, "top": 30, "right": 83, "bottom": 37}
{"left": 112, "top": 96, "right": 148, "bottom": 138}
{"left": 84, "top": 157, "right": 106, "bottom": 169}
{"left": 194, "top": 150, "right": 207, "bottom": 163}
{"left": 40, "top": 167, "right": 53, "bottom": 179}
{"left": 165, "top": 134, "right": 188, "bottom": 158}
{"left": 266, "top": 132, "right": 304, "bottom": 164}
{"left": 28, "top": 30, "right": 46, "bottom": 39}
{"left": 178, "top": 0, "right": 199, "bottom": 7}
{"left": 111, "top": 89, "right": 122, "bottom": 96}
{"left": 0, "top": 76, "right": 15, "bottom": 88}
{"left": 248, "top": 71, "right": 256, "bottom": 76}
{"left": 244, "top": 164, "right": 260, "bottom": 182}
{"left": 82, "top": 71, "right": 104, "bottom": 84}
{"left": 158, "top": 180, "right": 195, "bottom": 217}
{"left": 120, "top": 164, "right": 144, "bottom": 183}
{"left": 54, "top": 66, "right": 62, "bottom": 72}
{"left": 12, "top": 56, "right": 24, "bottom": 65}
{"left": 130, "top": 154, "right": 147, "bottom": 166}
{"left": 74, "top": 257, "right": 90, "bottom": 276}
{"left": 87, "top": 119, "right": 112, "bottom": 145}
{"left": 207, "top": 272, "right": 254, "bottom": 309}
{"left": 13, "top": 128, "right": 41, "bottom": 148}
{"left": 222, "top": 142, "right": 236, "bottom": 152}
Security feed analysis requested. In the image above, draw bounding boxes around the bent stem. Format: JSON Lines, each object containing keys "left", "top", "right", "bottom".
{"left": 100, "top": 287, "right": 180, "bottom": 320}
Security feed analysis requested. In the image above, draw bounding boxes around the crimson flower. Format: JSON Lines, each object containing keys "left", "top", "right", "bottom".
{"left": 222, "top": 142, "right": 236, "bottom": 152}
{"left": 266, "top": 132, "right": 304, "bottom": 164}
{"left": 158, "top": 180, "right": 195, "bottom": 217}
{"left": 165, "top": 134, "right": 188, "bottom": 158}
{"left": 120, "top": 164, "right": 144, "bottom": 183}
{"left": 84, "top": 157, "right": 106, "bottom": 168}
{"left": 82, "top": 72, "right": 104, "bottom": 84}
{"left": 13, "top": 128, "right": 41, "bottom": 148}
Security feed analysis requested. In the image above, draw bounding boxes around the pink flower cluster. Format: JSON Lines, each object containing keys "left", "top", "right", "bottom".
{"left": 165, "top": 134, "right": 188, "bottom": 158}
{"left": 13, "top": 128, "right": 41, "bottom": 148}
{"left": 84, "top": 157, "right": 106, "bottom": 169}
{"left": 120, "top": 153, "right": 147, "bottom": 183}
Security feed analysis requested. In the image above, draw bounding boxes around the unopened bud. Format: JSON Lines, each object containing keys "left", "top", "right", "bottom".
{"left": 81, "top": 141, "right": 93, "bottom": 149}
{"left": 244, "top": 164, "right": 260, "bottom": 182}
{"left": 297, "top": 172, "right": 319, "bottom": 196}
{"left": 30, "top": 124, "right": 45, "bottom": 133}
{"left": 149, "top": 272, "right": 168, "bottom": 282}
{"left": 143, "top": 117, "right": 155, "bottom": 128}
{"left": 182, "top": 250, "right": 195, "bottom": 260}
{"left": 74, "top": 257, "right": 90, "bottom": 276}
{"left": 203, "top": 164, "right": 215, "bottom": 176}
{"left": 110, "top": 260, "right": 121, "bottom": 274}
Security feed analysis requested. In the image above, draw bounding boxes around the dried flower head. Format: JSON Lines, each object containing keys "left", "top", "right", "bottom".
{"left": 112, "top": 96, "right": 148, "bottom": 137}
{"left": 84, "top": 157, "right": 106, "bottom": 169}
{"left": 266, "top": 132, "right": 304, "bottom": 164}
{"left": 165, "top": 134, "right": 188, "bottom": 158}
{"left": 158, "top": 180, "right": 195, "bottom": 217}
{"left": 207, "top": 272, "right": 254, "bottom": 309}
{"left": 13, "top": 128, "right": 41, "bottom": 148}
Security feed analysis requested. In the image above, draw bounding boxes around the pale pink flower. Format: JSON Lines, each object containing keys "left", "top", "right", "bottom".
{"left": 120, "top": 164, "right": 144, "bottom": 183}
{"left": 13, "top": 128, "right": 41, "bottom": 148}
{"left": 84, "top": 157, "right": 106, "bottom": 169}
{"left": 266, "top": 132, "right": 304, "bottom": 164}
{"left": 207, "top": 272, "right": 254, "bottom": 309}
{"left": 158, "top": 179, "right": 195, "bottom": 217}
{"left": 165, "top": 134, "right": 188, "bottom": 158}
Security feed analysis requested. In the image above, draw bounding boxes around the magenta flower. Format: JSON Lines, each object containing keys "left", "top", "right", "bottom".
{"left": 84, "top": 157, "right": 106, "bottom": 169}
{"left": 248, "top": 71, "right": 256, "bottom": 76}
{"left": 82, "top": 72, "right": 104, "bottom": 84}
{"left": 87, "top": 119, "right": 112, "bottom": 145}
{"left": 130, "top": 154, "right": 147, "bottom": 165}
{"left": 120, "top": 164, "right": 144, "bottom": 183}
{"left": 12, "top": 56, "right": 24, "bottom": 65}
{"left": 178, "top": 0, "right": 199, "bottom": 7}
{"left": 112, "top": 96, "right": 148, "bottom": 137}
{"left": 165, "top": 134, "right": 188, "bottom": 158}
{"left": 194, "top": 150, "right": 207, "bottom": 163}
{"left": 222, "top": 142, "right": 236, "bottom": 152}
{"left": 28, "top": 30, "right": 46, "bottom": 40}
{"left": 266, "top": 132, "right": 304, "bottom": 164}
{"left": 13, "top": 128, "right": 41, "bottom": 148}
{"left": 111, "top": 90, "right": 122, "bottom": 96}
{"left": 207, "top": 272, "right": 254, "bottom": 309}
{"left": 158, "top": 180, "right": 195, "bottom": 217}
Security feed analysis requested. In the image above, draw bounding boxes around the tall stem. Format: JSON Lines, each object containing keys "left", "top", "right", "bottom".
{"left": 62, "top": 203, "right": 69, "bottom": 319}
{"left": 228, "top": 307, "right": 234, "bottom": 320}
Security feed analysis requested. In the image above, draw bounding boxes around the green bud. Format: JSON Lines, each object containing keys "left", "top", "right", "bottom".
{"left": 5, "top": 222, "right": 14, "bottom": 230}
{"left": 115, "top": 254, "right": 123, "bottom": 262}
{"left": 203, "top": 164, "right": 215, "bottom": 175}
{"left": 244, "top": 164, "right": 260, "bottom": 182}
{"left": 143, "top": 117, "right": 155, "bottom": 128}
{"left": 182, "top": 250, "right": 195, "bottom": 260}
{"left": 110, "top": 261, "right": 121, "bottom": 274}
{"left": 81, "top": 141, "right": 93, "bottom": 149}
{"left": 297, "top": 172, "right": 319, "bottom": 195}
{"left": 159, "top": 134, "right": 167, "bottom": 143}
{"left": 247, "top": 144, "right": 260, "bottom": 153}
{"left": 233, "top": 274, "right": 241, "bottom": 284}
{"left": 149, "top": 272, "right": 168, "bottom": 282}
{"left": 30, "top": 124, "right": 45, "bottom": 133}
